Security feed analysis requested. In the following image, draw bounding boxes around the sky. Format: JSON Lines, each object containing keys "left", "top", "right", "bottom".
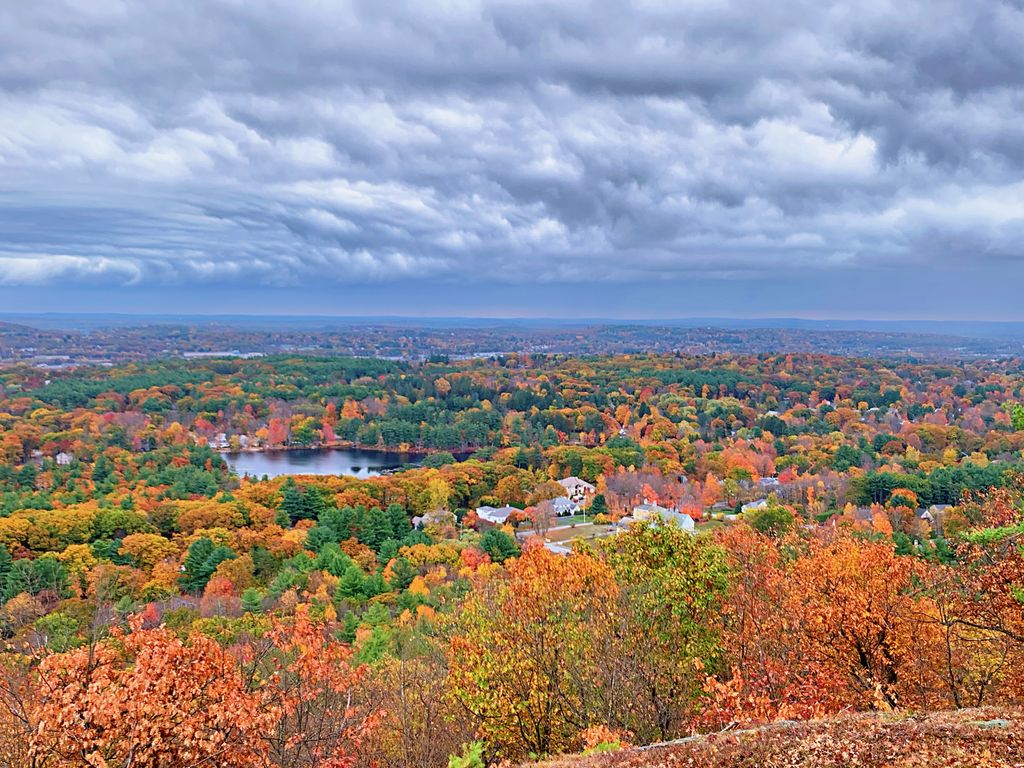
{"left": 1, "top": 0, "right": 1023, "bottom": 320}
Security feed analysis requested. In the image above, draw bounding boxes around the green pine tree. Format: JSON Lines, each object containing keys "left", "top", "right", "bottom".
{"left": 387, "top": 503, "right": 412, "bottom": 537}
{"left": 240, "top": 587, "right": 264, "bottom": 613}
{"left": 278, "top": 478, "right": 306, "bottom": 524}
{"left": 339, "top": 565, "right": 365, "bottom": 600}
{"left": 362, "top": 507, "right": 394, "bottom": 552}
{"left": 388, "top": 556, "right": 415, "bottom": 591}
{"left": 480, "top": 528, "right": 520, "bottom": 563}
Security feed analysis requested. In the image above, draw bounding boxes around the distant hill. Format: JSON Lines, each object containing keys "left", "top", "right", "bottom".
{"left": 2, "top": 313, "right": 1023, "bottom": 363}
{"left": 526, "top": 709, "right": 1024, "bottom": 768}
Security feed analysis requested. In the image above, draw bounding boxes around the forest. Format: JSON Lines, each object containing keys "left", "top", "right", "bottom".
{"left": 0, "top": 351, "right": 1023, "bottom": 767}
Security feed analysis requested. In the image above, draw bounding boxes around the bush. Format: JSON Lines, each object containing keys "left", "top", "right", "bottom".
{"left": 448, "top": 741, "right": 485, "bottom": 768}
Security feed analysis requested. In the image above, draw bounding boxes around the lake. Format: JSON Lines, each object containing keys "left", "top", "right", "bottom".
{"left": 222, "top": 448, "right": 421, "bottom": 479}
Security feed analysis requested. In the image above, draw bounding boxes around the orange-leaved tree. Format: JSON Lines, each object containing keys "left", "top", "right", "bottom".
{"left": 29, "top": 618, "right": 268, "bottom": 768}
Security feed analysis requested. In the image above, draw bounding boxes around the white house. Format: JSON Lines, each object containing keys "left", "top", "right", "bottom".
{"left": 474, "top": 505, "right": 522, "bottom": 526}
{"left": 632, "top": 501, "right": 671, "bottom": 520}
{"left": 741, "top": 499, "right": 770, "bottom": 514}
{"left": 625, "top": 502, "right": 696, "bottom": 534}
{"left": 550, "top": 496, "right": 580, "bottom": 516}
{"left": 55, "top": 451, "right": 74, "bottom": 466}
{"left": 543, "top": 542, "right": 573, "bottom": 556}
{"left": 558, "top": 476, "right": 596, "bottom": 502}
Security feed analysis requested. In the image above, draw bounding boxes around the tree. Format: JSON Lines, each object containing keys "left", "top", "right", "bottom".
{"left": 362, "top": 507, "right": 394, "bottom": 551}
{"left": 241, "top": 587, "right": 264, "bottom": 613}
{"left": 339, "top": 565, "right": 365, "bottom": 600}
{"left": 447, "top": 546, "right": 619, "bottom": 759}
{"left": 256, "top": 607, "right": 374, "bottom": 768}
{"left": 528, "top": 500, "right": 556, "bottom": 537}
{"left": 745, "top": 500, "right": 795, "bottom": 537}
{"left": 387, "top": 503, "right": 412, "bottom": 538}
{"left": 279, "top": 479, "right": 307, "bottom": 525}
{"left": 479, "top": 528, "right": 519, "bottom": 564}
{"left": 388, "top": 557, "right": 415, "bottom": 591}
{"left": 30, "top": 621, "right": 266, "bottom": 767}
{"left": 595, "top": 522, "right": 730, "bottom": 741}
{"left": 180, "top": 537, "right": 235, "bottom": 593}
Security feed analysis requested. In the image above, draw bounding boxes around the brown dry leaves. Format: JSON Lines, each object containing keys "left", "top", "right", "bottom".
{"left": 527, "top": 709, "right": 1024, "bottom": 768}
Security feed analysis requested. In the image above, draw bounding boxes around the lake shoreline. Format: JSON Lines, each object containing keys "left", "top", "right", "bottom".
{"left": 215, "top": 441, "right": 473, "bottom": 458}
{"left": 219, "top": 445, "right": 473, "bottom": 480}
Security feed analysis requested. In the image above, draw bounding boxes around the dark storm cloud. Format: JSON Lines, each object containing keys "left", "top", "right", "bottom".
{"left": 0, "top": 0, "right": 1022, "bottom": 293}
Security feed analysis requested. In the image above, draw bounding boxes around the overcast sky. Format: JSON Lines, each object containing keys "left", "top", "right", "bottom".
{"left": 1, "top": 0, "right": 1023, "bottom": 319}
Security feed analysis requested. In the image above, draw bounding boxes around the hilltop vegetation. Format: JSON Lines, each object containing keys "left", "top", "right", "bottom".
{"left": 0, "top": 352, "right": 1023, "bottom": 766}
{"left": 526, "top": 709, "right": 1024, "bottom": 768}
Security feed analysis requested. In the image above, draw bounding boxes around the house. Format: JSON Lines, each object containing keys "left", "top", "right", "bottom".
{"left": 55, "top": 451, "right": 74, "bottom": 466}
{"left": 474, "top": 505, "right": 522, "bottom": 526}
{"left": 632, "top": 501, "right": 672, "bottom": 521}
{"left": 741, "top": 498, "right": 769, "bottom": 514}
{"left": 759, "top": 477, "right": 781, "bottom": 489}
{"left": 550, "top": 496, "right": 580, "bottom": 517}
{"left": 209, "top": 432, "right": 229, "bottom": 450}
{"left": 412, "top": 508, "right": 454, "bottom": 529}
{"left": 625, "top": 503, "right": 696, "bottom": 534}
{"left": 558, "top": 476, "right": 596, "bottom": 502}
{"left": 658, "top": 509, "right": 696, "bottom": 533}
{"left": 543, "top": 542, "right": 573, "bottom": 556}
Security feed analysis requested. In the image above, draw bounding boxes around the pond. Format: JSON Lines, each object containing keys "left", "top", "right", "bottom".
{"left": 222, "top": 448, "right": 421, "bottom": 479}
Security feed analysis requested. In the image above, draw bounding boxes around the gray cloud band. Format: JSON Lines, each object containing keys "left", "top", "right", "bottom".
{"left": 0, "top": 0, "right": 1022, "bottom": 287}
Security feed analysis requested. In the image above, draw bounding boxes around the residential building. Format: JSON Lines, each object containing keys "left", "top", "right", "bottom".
{"left": 558, "top": 476, "right": 596, "bottom": 502}
{"left": 474, "top": 505, "right": 522, "bottom": 526}
{"left": 550, "top": 496, "right": 580, "bottom": 516}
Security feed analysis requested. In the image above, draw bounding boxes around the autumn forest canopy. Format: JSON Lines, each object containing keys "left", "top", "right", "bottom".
{"left": 1, "top": 351, "right": 1024, "bottom": 767}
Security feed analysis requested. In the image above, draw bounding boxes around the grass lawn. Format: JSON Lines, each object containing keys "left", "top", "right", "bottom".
{"left": 552, "top": 514, "right": 594, "bottom": 526}
{"left": 544, "top": 523, "right": 615, "bottom": 543}
{"left": 695, "top": 519, "right": 727, "bottom": 533}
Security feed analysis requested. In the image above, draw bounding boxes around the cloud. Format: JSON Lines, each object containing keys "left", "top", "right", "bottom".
{"left": 0, "top": 0, "right": 1022, "bottom": 299}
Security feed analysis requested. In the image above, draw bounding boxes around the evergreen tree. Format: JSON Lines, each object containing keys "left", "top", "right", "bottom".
{"left": 480, "top": 528, "right": 520, "bottom": 564}
{"left": 339, "top": 565, "right": 365, "bottom": 600}
{"left": 240, "top": 588, "right": 263, "bottom": 613}
{"left": 387, "top": 503, "right": 412, "bottom": 537}
{"left": 388, "top": 557, "right": 415, "bottom": 591}
{"left": 363, "top": 572, "right": 389, "bottom": 599}
{"left": 180, "top": 537, "right": 235, "bottom": 593}
{"left": 315, "top": 543, "right": 353, "bottom": 577}
{"left": 377, "top": 539, "right": 400, "bottom": 565}
{"left": 92, "top": 454, "right": 115, "bottom": 488}
{"left": 2, "top": 559, "right": 30, "bottom": 602}
{"left": 278, "top": 478, "right": 306, "bottom": 525}
{"left": 0, "top": 546, "right": 11, "bottom": 590}
{"left": 361, "top": 507, "right": 393, "bottom": 551}
{"left": 590, "top": 494, "right": 608, "bottom": 516}
{"left": 305, "top": 525, "right": 337, "bottom": 553}
{"left": 303, "top": 486, "right": 328, "bottom": 520}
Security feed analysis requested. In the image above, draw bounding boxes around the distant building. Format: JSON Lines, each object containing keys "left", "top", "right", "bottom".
{"left": 558, "top": 476, "right": 596, "bottom": 502}
{"left": 412, "top": 508, "right": 454, "bottom": 529}
{"left": 630, "top": 500, "right": 696, "bottom": 533}
{"left": 474, "top": 505, "right": 522, "bottom": 526}
{"left": 550, "top": 496, "right": 580, "bottom": 516}
{"left": 741, "top": 499, "right": 770, "bottom": 514}
{"left": 55, "top": 451, "right": 74, "bottom": 466}
{"left": 544, "top": 542, "right": 573, "bottom": 556}
{"left": 632, "top": 501, "right": 672, "bottom": 520}
{"left": 759, "top": 477, "right": 780, "bottom": 488}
